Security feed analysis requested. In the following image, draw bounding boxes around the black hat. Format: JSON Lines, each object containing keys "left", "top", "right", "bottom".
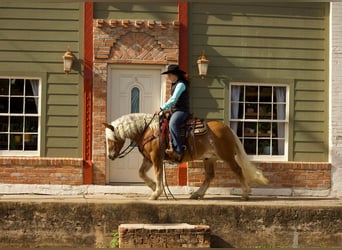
{"left": 161, "top": 64, "right": 186, "bottom": 75}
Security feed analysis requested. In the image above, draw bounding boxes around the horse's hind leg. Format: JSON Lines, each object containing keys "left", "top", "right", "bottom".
{"left": 139, "top": 158, "right": 156, "bottom": 191}
{"left": 228, "top": 159, "right": 251, "bottom": 200}
{"left": 190, "top": 159, "right": 215, "bottom": 200}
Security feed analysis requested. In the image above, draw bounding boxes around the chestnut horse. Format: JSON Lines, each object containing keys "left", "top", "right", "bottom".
{"left": 103, "top": 113, "right": 269, "bottom": 200}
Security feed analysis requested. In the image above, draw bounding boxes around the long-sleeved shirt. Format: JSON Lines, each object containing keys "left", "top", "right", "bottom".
{"left": 160, "top": 82, "right": 186, "bottom": 111}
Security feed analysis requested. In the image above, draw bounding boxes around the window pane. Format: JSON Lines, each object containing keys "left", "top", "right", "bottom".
{"left": 259, "top": 104, "right": 272, "bottom": 119}
{"left": 10, "top": 97, "right": 23, "bottom": 113}
{"left": 0, "top": 116, "right": 8, "bottom": 132}
{"left": 25, "top": 98, "right": 38, "bottom": 114}
{"left": 26, "top": 81, "right": 33, "bottom": 96}
{"left": 24, "top": 134, "right": 37, "bottom": 151}
{"left": 10, "top": 79, "right": 24, "bottom": 95}
{"left": 131, "top": 87, "right": 140, "bottom": 113}
{"left": 245, "top": 86, "right": 258, "bottom": 102}
{"left": 259, "top": 139, "right": 271, "bottom": 155}
{"left": 10, "top": 116, "right": 23, "bottom": 132}
{"left": 274, "top": 87, "right": 286, "bottom": 102}
{"left": 10, "top": 134, "right": 23, "bottom": 150}
{"left": 0, "top": 134, "right": 8, "bottom": 150}
{"left": 245, "top": 139, "right": 256, "bottom": 154}
{"left": 25, "top": 117, "right": 38, "bottom": 132}
{"left": 0, "top": 78, "right": 9, "bottom": 95}
{"left": 0, "top": 97, "right": 8, "bottom": 113}
{"left": 274, "top": 104, "right": 286, "bottom": 120}
{"left": 260, "top": 86, "right": 272, "bottom": 102}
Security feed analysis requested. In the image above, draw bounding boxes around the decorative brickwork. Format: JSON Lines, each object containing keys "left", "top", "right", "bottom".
{"left": 0, "top": 157, "right": 83, "bottom": 185}
{"left": 92, "top": 19, "right": 179, "bottom": 184}
{"left": 118, "top": 223, "right": 210, "bottom": 248}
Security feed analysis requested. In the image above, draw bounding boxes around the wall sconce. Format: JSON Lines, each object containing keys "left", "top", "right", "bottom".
{"left": 63, "top": 48, "right": 74, "bottom": 74}
{"left": 197, "top": 50, "right": 209, "bottom": 79}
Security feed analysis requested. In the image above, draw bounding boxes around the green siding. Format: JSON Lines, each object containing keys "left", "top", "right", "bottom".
{"left": 0, "top": 3, "right": 83, "bottom": 157}
{"left": 189, "top": 2, "right": 329, "bottom": 162}
{"left": 94, "top": 3, "right": 178, "bottom": 20}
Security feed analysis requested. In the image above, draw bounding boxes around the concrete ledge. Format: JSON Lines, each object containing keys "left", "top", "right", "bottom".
{"left": 0, "top": 183, "right": 335, "bottom": 197}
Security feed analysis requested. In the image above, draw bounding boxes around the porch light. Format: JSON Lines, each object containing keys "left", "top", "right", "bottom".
{"left": 63, "top": 48, "right": 74, "bottom": 73}
{"left": 197, "top": 50, "right": 209, "bottom": 79}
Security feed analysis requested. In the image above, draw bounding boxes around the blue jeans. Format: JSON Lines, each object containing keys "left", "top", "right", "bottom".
{"left": 169, "top": 110, "right": 189, "bottom": 154}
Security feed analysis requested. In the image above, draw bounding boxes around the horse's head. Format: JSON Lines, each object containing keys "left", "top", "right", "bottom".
{"left": 103, "top": 122, "right": 125, "bottom": 160}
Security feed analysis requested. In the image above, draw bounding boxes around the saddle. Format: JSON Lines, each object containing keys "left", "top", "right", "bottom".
{"left": 159, "top": 113, "right": 208, "bottom": 152}
{"left": 179, "top": 117, "right": 208, "bottom": 137}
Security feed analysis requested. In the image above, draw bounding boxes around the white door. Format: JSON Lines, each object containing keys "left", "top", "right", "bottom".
{"left": 107, "top": 65, "right": 162, "bottom": 183}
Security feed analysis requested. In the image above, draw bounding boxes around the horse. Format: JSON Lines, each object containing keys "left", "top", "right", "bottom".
{"left": 103, "top": 113, "right": 269, "bottom": 200}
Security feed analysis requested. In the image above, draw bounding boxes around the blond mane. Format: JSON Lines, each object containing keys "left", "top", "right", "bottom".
{"left": 110, "top": 113, "right": 159, "bottom": 140}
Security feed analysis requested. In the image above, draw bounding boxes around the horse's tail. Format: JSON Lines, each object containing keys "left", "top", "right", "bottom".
{"left": 231, "top": 128, "right": 269, "bottom": 185}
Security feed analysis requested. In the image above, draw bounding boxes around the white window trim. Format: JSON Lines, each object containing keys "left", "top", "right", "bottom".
{"left": 0, "top": 77, "right": 41, "bottom": 156}
{"left": 229, "top": 82, "right": 289, "bottom": 162}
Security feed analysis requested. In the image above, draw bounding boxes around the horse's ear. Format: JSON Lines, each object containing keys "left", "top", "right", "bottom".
{"left": 102, "top": 122, "right": 114, "bottom": 131}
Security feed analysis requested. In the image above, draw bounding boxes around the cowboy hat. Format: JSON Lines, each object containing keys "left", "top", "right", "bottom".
{"left": 161, "top": 64, "right": 186, "bottom": 75}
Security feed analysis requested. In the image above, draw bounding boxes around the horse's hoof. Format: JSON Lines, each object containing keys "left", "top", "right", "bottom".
{"left": 189, "top": 193, "right": 202, "bottom": 200}
{"left": 149, "top": 194, "right": 158, "bottom": 200}
{"left": 241, "top": 195, "right": 249, "bottom": 201}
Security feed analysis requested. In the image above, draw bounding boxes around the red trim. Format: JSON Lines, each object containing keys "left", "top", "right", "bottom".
{"left": 178, "top": 2, "right": 188, "bottom": 73}
{"left": 178, "top": 162, "right": 188, "bottom": 186}
{"left": 83, "top": 2, "right": 93, "bottom": 184}
{"left": 178, "top": 2, "right": 188, "bottom": 186}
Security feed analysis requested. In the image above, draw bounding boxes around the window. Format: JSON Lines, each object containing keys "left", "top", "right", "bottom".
{"left": 229, "top": 83, "right": 288, "bottom": 161}
{"left": 0, "top": 77, "right": 40, "bottom": 156}
{"left": 131, "top": 87, "right": 140, "bottom": 113}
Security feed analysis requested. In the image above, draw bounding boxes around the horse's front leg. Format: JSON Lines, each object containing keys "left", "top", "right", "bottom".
{"left": 149, "top": 157, "right": 163, "bottom": 200}
{"left": 190, "top": 159, "right": 215, "bottom": 199}
{"left": 139, "top": 158, "right": 156, "bottom": 191}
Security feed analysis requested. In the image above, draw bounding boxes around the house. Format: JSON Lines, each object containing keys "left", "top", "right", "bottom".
{"left": 0, "top": 0, "right": 341, "bottom": 197}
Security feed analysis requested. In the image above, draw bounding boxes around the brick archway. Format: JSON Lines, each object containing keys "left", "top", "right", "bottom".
{"left": 92, "top": 19, "right": 179, "bottom": 184}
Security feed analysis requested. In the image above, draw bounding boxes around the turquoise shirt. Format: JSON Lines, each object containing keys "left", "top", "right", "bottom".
{"left": 160, "top": 82, "right": 186, "bottom": 111}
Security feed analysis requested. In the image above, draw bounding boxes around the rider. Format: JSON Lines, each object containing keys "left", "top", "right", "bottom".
{"left": 156, "top": 64, "right": 190, "bottom": 162}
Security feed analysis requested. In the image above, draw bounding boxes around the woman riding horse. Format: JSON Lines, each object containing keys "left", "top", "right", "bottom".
{"left": 156, "top": 65, "right": 190, "bottom": 162}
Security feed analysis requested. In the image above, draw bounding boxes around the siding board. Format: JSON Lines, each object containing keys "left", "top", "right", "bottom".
{"left": 294, "top": 121, "right": 324, "bottom": 132}
{"left": 194, "top": 25, "right": 325, "bottom": 40}
{"left": 0, "top": 41, "right": 79, "bottom": 52}
{"left": 194, "top": 46, "right": 324, "bottom": 60}
{"left": 47, "top": 106, "right": 79, "bottom": 116}
{"left": 47, "top": 116, "right": 79, "bottom": 127}
{"left": 197, "top": 14, "right": 325, "bottom": 29}
{"left": 94, "top": 3, "right": 177, "bottom": 20}
{"left": 194, "top": 36, "right": 325, "bottom": 49}
{"left": 48, "top": 95, "right": 79, "bottom": 105}
{"left": 2, "top": 30, "right": 79, "bottom": 41}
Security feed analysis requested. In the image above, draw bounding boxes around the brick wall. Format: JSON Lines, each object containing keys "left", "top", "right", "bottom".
{"left": 92, "top": 19, "right": 179, "bottom": 184}
{"left": 165, "top": 161, "right": 331, "bottom": 190}
{"left": 118, "top": 223, "right": 210, "bottom": 248}
{"left": 0, "top": 157, "right": 83, "bottom": 185}
{"left": 331, "top": 2, "right": 342, "bottom": 196}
